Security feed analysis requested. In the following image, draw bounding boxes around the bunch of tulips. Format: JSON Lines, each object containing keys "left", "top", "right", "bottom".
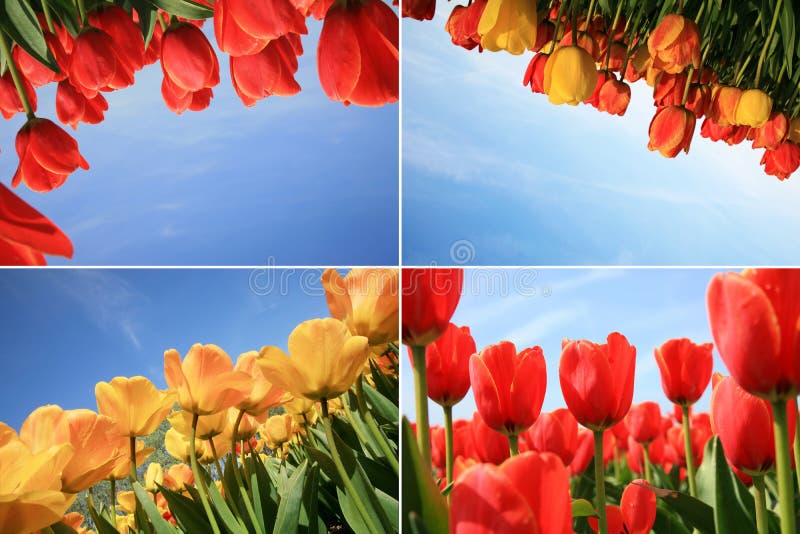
{"left": 0, "top": 0, "right": 398, "bottom": 266}
{"left": 404, "top": 0, "right": 800, "bottom": 182}
{"left": 0, "top": 267, "right": 400, "bottom": 534}
{"left": 402, "top": 267, "right": 800, "bottom": 534}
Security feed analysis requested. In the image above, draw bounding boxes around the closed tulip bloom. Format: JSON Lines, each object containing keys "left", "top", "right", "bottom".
{"left": 55, "top": 80, "right": 108, "bottom": 130}
{"left": 596, "top": 77, "right": 630, "bottom": 116}
{"left": 258, "top": 318, "right": 371, "bottom": 401}
{"left": 560, "top": 332, "right": 636, "bottom": 430}
{"left": 12, "top": 118, "right": 89, "bottom": 193}
{"left": 108, "top": 439, "right": 154, "bottom": 480}
{"left": 144, "top": 462, "right": 163, "bottom": 492}
{"left": 625, "top": 402, "right": 662, "bottom": 444}
{"left": 471, "top": 411, "right": 510, "bottom": 464}
{"left": 0, "top": 183, "right": 73, "bottom": 266}
{"left": 165, "top": 344, "right": 252, "bottom": 415}
{"left": 590, "top": 480, "right": 656, "bottom": 534}
{"left": 0, "top": 423, "right": 75, "bottom": 534}
{"left": 524, "top": 408, "right": 578, "bottom": 465}
{"left": 569, "top": 427, "right": 594, "bottom": 476}
{"left": 647, "top": 14, "right": 700, "bottom": 74}
{"left": 163, "top": 463, "right": 194, "bottom": 492}
{"left": 750, "top": 111, "right": 789, "bottom": 150}
{"left": 13, "top": 33, "right": 68, "bottom": 87}
{"left": 450, "top": 451, "right": 572, "bottom": 534}
{"left": 67, "top": 29, "right": 122, "bottom": 97}
{"left": 523, "top": 53, "right": 548, "bottom": 94}
{"left": 225, "top": 0, "right": 307, "bottom": 41}
{"left": 230, "top": 35, "right": 302, "bottom": 107}
{"left": 647, "top": 105, "right": 695, "bottom": 158}
{"left": 543, "top": 45, "right": 597, "bottom": 105}
{"left": 654, "top": 338, "right": 713, "bottom": 406}
{"left": 322, "top": 267, "right": 399, "bottom": 346}
{"left": 402, "top": 0, "right": 435, "bottom": 21}
{"left": 0, "top": 71, "right": 36, "bottom": 119}
{"left": 263, "top": 414, "right": 293, "bottom": 448}
{"left": 700, "top": 117, "right": 749, "bottom": 145}
{"left": 707, "top": 269, "right": 800, "bottom": 401}
{"left": 402, "top": 268, "right": 463, "bottom": 347}
{"left": 477, "top": 0, "right": 537, "bottom": 55}
{"left": 734, "top": 88, "right": 773, "bottom": 128}
{"left": 234, "top": 351, "right": 289, "bottom": 416}
{"left": 96, "top": 376, "right": 175, "bottom": 436}
{"left": 761, "top": 142, "right": 800, "bottom": 180}
{"left": 422, "top": 322, "right": 476, "bottom": 406}
{"left": 317, "top": 0, "right": 398, "bottom": 107}
{"left": 445, "top": 0, "right": 487, "bottom": 51}
{"left": 709, "top": 85, "right": 742, "bottom": 127}
{"left": 711, "top": 375, "right": 797, "bottom": 474}
{"left": 161, "top": 22, "right": 220, "bottom": 93}
{"left": 213, "top": 0, "right": 270, "bottom": 57}
{"left": 165, "top": 428, "right": 203, "bottom": 464}
{"left": 161, "top": 75, "right": 214, "bottom": 115}
{"left": 470, "top": 341, "right": 547, "bottom": 435}
{"left": 88, "top": 6, "right": 145, "bottom": 75}
{"left": 169, "top": 410, "right": 228, "bottom": 440}
{"left": 228, "top": 409, "right": 265, "bottom": 441}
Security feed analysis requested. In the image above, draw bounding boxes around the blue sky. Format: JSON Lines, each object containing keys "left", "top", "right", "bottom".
{"left": 400, "top": 268, "right": 728, "bottom": 425}
{"left": 0, "top": 268, "right": 340, "bottom": 429}
{"left": 403, "top": 8, "right": 800, "bottom": 266}
{"left": 0, "top": 20, "right": 398, "bottom": 266}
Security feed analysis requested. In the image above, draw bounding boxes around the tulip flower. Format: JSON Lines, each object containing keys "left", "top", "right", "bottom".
{"left": 263, "top": 413, "right": 294, "bottom": 450}
{"left": 317, "top": 0, "right": 398, "bottom": 107}
{"left": 450, "top": 451, "right": 572, "bottom": 533}
{"left": 523, "top": 53, "right": 548, "bottom": 94}
{"left": 322, "top": 268, "right": 399, "bottom": 347}
{"left": 523, "top": 408, "right": 578, "bottom": 465}
{"left": 761, "top": 142, "right": 800, "bottom": 180}
{"left": 165, "top": 343, "right": 252, "bottom": 415}
{"left": 12, "top": 118, "right": 90, "bottom": 193}
{"left": 87, "top": 6, "right": 146, "bottom": 75}
{"left": 403, "top": 268, "right": 463, "bottom": 347}
{"left": 169, "top": 410, "right": 228, "bottom": 440}
{"left": 470, "top": 341, "right": 547, "bottom": 444}
{"left": 12, "top": 33, "right": 68, "bottom": 87}
{"left": 68, "top": 28, "right": 128, "bottom": 97}
{"left": 421, "top": 322, "right": 475, "bottom": 407}
{"left": 234, "top": 351, "right": 289, "bottom": 416}
{"left": 445, "top": 0, "right": 487, "bottom": 51}
{"left": 569, "top": 427, "right": 594, "bottom": 476}
{"left": 655, "top": 338, "right": 713, "bottom": 407}
{"left": 750, "top": 111, "right": 789, "bottom": 150}
{"left": 700, "top": 117, "right": 749, "bottom": 145}
{"left": 625, "top": 402, "right": 662, "bottom": 444}
{"left": 596, "top": 77, "right": 631, "bottom": 116}
{"left": 477, "top": 0, "right": 537, "bottom": 55}
{"left": 213, "top": 0, "right": 270, "bottom": 57}
{"left": 735, "top": 88, "right": 773, "bottom": 128}
{"left": 96, "top": 376, "right": 175, "bottom": 437}
{"left": 161, "top": 23, "right": 220, "bottom": 94}
{"left": 0, "top": 423, "right": 75, "bottom": 534}
{"left": 402, "top": 0, "right": 435, "bottom": 21}
{"left": 647, "top": 105, "right": 695, "bottom": 158}
{"left": 165, "top": 428, "right": 203, "bottom": 464}
{"left": 647, "top": 14, "right": 701, "bottom": 74}
{"left": 225, "top": 0, "right": 307, "bottom": 42}
{"left": 590, "top": 480, "right": 656, "bottom": 534}
{"left": 55, "top": 80, "right": 108, "bottom": 130}
{"left": 0, "top": 71, "right": 36, "bottom": 119}
{"left": 709, "top": 85, "right": 743, "bottom": 126}
{"left": 543, "top": 45, "right": 597, "bottom": 105}
{"left": 144, "top": 462, "right": 164, "bottom": 492}
{"left": 259, "top": 317, "right": 371, "bottom": 401}
{"left": 230, "top": 35, "right": 302, "bottom": 107}
{"left": 0, "top": 183, "right": 73, "bottom": 266}
{"left": 163, "top": 463, "right": 195, "bottom": 492}
{"left": 471, "top": 410, "right": 510, "bottom": 464}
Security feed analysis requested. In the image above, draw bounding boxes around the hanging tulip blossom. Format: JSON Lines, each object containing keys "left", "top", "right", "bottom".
{"left": 11, "top": 118, "right": 89, "bottom": 193}
{"left": 477, "top": 0, "right": 538, "bottom": 55}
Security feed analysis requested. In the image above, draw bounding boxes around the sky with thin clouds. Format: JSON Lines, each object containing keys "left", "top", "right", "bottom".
{"left": 400, "top": 268, "right": 727, "bottom": 426}
{"left": 402, "top": 5, "right": 800, "bottom": 266}
{"left": 0, "top": 268, "right": 340, "bottom": 429}
{"left": 0, "top": 21, "right": 398, "bottom": 266}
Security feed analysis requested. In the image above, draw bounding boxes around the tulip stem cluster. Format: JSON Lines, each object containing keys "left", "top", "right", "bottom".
{"left": 593, "top": 430, "right": 608, "bottom": 534}
{"left": 411, "top": 345, "right": 432, "bottom": 466}
{"left": 443, "top": 405, "right": 454, "bottom": 486}
{"left": 772, "top": 399, "right": 796, "bottom": 534}
{"left": 356, "top": 374, "right": 399, "bottom": 474}
{"left": 230, "top": 410, "right": 265, "bottom": 534}
{"left": 680, "top": 405, "right": 698, "bottom": 497}
{"left": 754, "top": 0, "right": 783, "bottom": 87}
{"left": 40, "top": 0, "right": 56, "bottom": 32}
{"left": 0, "top": 32, "right": 35, "bottom": 120}
{"left": 189, "top": 412, "right": 222, "bottom": 534}
{"left": 752, "top": 475, "right": 768, "bottom": 534}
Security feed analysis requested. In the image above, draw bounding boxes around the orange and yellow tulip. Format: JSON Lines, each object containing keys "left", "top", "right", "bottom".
{"left": 647, "top": 14, "right": 700, "bottom": 74}
{"left": 95, "top": 376, "right": 175, "bottom": 437}
{"left": 263, "top": 414, "right": 294, "bottom": 449}
{"left": 647, "top": 105, "right": 695, "bottom": 158}
{"left": 477, "top": 0, "right": 537, "bottom": 55}
{"left": 169, "top": 410, "right": 229, "bottom": 440}
{"left": 163, "top": 463, "right": 194, "bottom": 492}
{"left": 234, "top": 351, "right": 290, "bottom": 416}
{"left": 109, "top": 439, "right": 154, "bottom": 480}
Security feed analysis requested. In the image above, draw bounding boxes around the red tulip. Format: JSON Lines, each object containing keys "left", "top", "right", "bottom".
{"left": 627, "top": 435, "right": 666, "bottom": 475}
{"left": 585, "top": 70, "right": 613, "bottom": 108}
{"left": 445, "top": 0, "right": 486, "bottom": 51}
{"left": 596, "top": 77, "right": 630, "bottom": 116}
{"left": 523, "top": 53, "right": 548, "bottom": 94}
{"left": 317, "top": 0, "right": 398, "bottom": 107}
{"left": 421, "top": 322, "right": 475, "bottom": 406}
{"left": 559, "top": 332, "right": 636, "bottom": 430}
{"left": 161, "top": 23, "right": 220, "bottom": 95}
{"left": 88, "top": 6, "right": 145, "bottom": 74}
{"left": 13, "top": 33, "right": 69, "bottom": 87}
{"left": 590, "top": 480, "right": 656, "bottom": 534}
{"left": 402, "top": 268, "right": 463, "bottom": 347}
{"left": 161, "top": 76, "right": 213, "bottom": 115}
{"left": 666, "top": 413, "right": 712, "bottom": 466}
{"left": 0, "top": 183, "right": 73, "bottom": 265}
{"left": 470, "top": 341, "right": 546, "bottom": 435}
{"left": 750, "top": 111, "right": 788, "bottom": 150}
{"left": 569, "top": 427, "right": 594, "bottom": 476}
{"left": 430, "top": 425, "right": 446, "bottom": 471}
{"left": 213, "top": 0, "right": 270, "bottom": 57}
{"left": 761, "top": 142, "right": 800, "bottom": 180}
{"left": 453, "top": 418, "right": 478, "bottom": 461}
{"left": 647, "top": 105, "right": 695, "bottom": 158}
{"left": 56, "top": 80, "right": 108, "bottom": 129}
{"left": 707, "top": 269, "right": 800, "bottom": 401}
{"left": 647, "top": 14, "right": 700, "bottom": 74}
{"left": 402, "top": 0, "right": 434, "bottom": 21}
{"left": 654, "top": 338, "right": 713, "bottom": 406}
{"left": 0, "top": 71, "right": 36, "bottom": 119}
{"left": 230, "top": 34, "right": 302, "bottom": 107}
{"left": 68, "top": 28, "right": 124, "bottom": 97}
{"left": 524, "top": 408, "right": 578, "bottom": 465}
{"left": 711, "top": 374, "right": 797, "bottom": 474}
{"left": 450, "top": 452, "right": 572, "bottom": 534}
{"left": 11, "top": 118, "right": 89, "bottom": 193}
{"left": 625, "top": 402, "right": 662, "bottom": 444}
{"left": 471, "top": 411, "right": 510, "bottom": 464}
{"left": 225, "top": 0, "right": 307, "bottom": 41}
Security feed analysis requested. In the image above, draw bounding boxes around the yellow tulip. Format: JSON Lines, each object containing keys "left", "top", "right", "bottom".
{"left": 60, "top": 512, "right": 91, "bottom": 534}
{"left": 168, "top": 410, "right": 228, "bottom": 440}
{"left": 543, "top": 45, "right": 597, "bottom": 105}
{"left": 117, "top": 490, "right": 137, "bottom": 514}
{"left": 0, "top": 422, "right": 75, "bottom": 534}
{"left": 109, "top": 440, "right": 154, "bottom": 480}
{"left": 477, "top": 0, "right": 537, "bottom": 55}
{"left": 164, "top": 344, "right": 252, "bottom": 415}
{"left": 227, "top": 408, "right": 264, "bottom": 441}
{"left": 163, "top": 463, "right": 194, "bottom": 492}
{"left": 284, "top": 397, "right": 318, "bottom": 426}
{"left": 165, "top": 428, "right": 203, "bottom": 464}
{"left": 262, "top": 414, "right": 293, "bottom": 449}
{"left": 234, "top": 351, "right": 290, "bottom": 416}
{"left": 144, "top": 462, "right": 163, "bottom": 492}
{"left": 258, "top": 318, "right": 371, "bottom": 401}
{"left": 321, "top": 268, "right": 399, "bottom": 347}
{"left": 733, "top": 88, "right": 773, "bottom": 128}
{"left": 19, "top": 405, "right": 124, "bottom": 493}
{"left": 200, "top": 434, "right": 231, "bottom": 465}
{"left": 95, "top": 376, "right": 175, "bottom": 437}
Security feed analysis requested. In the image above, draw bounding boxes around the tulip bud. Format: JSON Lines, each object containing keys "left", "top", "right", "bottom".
{"left": 647, "top": 105, "right": 695, "bottom": 158}
{"left": 625, "top": 402, "right": 662, "bottom": 444}
{"left": 12, "top": 118, "right": 90, "bottom": 193}
{"left": 263, "top": 413, "right": 293, "bottom": 449}
{"left": 654, "top": 338, "right": 713, "bottom": 406}
{"left": 477, "top": 0, "right": 537, "bottom": 55}
{"left": 523, "top": 408, "right": 578, "bottom": 465}
{"left": 55, "top": 80, "right": 108, "bottom": 130}
{"left": 543, "top": 45, "right": 597, "bottom": 105}
{"left": 596, "top": 77, "right": 630, "bottom": 116}
{"left": 402, "top": 268, "right": 463, "bottom": 347}
{"left": 145, "top": 462, "right": 164, "bottom": 492}
{"left": 0, "top": 71, "right": 37, "bottom": 119}
{"left": 734, "top": 88, "right": 773, "bottom": 128}
{"left": 709, "top": 85, "right": 742, "bottom": 127}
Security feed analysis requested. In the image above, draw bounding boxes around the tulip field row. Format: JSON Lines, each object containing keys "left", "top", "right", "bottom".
{"left": 402, "top": 268, "right": 800, "bottom": 534}
{"left": 0, "top": 268, "right": 400, "bottom": 534}
{"left": 404, "top": 0, "right": 800, "bottom": 181}
{"left": 0, "top": 0, "right": 398, "bottom": 265}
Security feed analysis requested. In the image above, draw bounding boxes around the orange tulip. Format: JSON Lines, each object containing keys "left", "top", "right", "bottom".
{"left": 750, "top": 111, "right": 789, "bottom": 150}
{"left": 761, "top": 142, "right": 800, "bottom": 180}
{"left": 108, "top": 439, "right": 154, "bottom": 480}
{"left": 164, "top": 343, "right": 252, "bottom": 415}
{"left": 95, "top": 376, "right": 175, "bottom": 437}
{"left": 169, "top": 410, "right": 228, "bottom": 440}
{"left": 163, "top": 463, "right": 194, "bottom": 492}
{"left": 596, "top": 77, "right": 630, "bottom": 116}
{"left": 263, "top": 413, "right": 294, "bottom": 449}
{"left": 234, "top": 351, "right": 289, "bottom": 416}
{"left": 647, "top": 14, "right": 700, "bottom": 74}
{"left": 647, "top": 105, "right": 695, "bottom": 158}
{"left": 709, "top": 85, "right": 742, "bottom": 127}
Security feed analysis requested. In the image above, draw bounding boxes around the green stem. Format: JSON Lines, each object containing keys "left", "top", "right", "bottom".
{"left": 190, "top": 413, "right": 221, "bottom": 534}
{"left": 793, "top": 407, "right": 800, "bottom": 492}
{"left": 508, "top": 433, "right": 519, "bottom": 456}
{"left": 129, "top": 436, "right": 138, "bottom": 483}
{"left": 681, "top": 405, "right": 697, "bottom": 497}
{"left": 772, "top": 399, "right": 795, "bottom": 534}
{"left": 87, "top": 486, "right": 95, "bottom": 510}
{"left": 76, "top": 0, "right": 86, "bottom": 23}
{"left": 321, "top": 400, "right": 382, "bottom": 534}
{"left": 230, "top": 414, "right": 264, "bottom": 534}
{"left": 755, "top": 0, "right": 783, "bottom": 87}
{"left": 681, "top": 66, "right": 695, "bottom": 106}
{"left": 411, "top": 345, "right": 431, "bottom": 467}
{"left": 0, "top": 32, "right": 35, "bottom": 120}
{"left": 40, "top": 0, "right": 55, "bottom": 33}
{"left": 603, "top": 0, "right": 624, "bottom": 72}
{"left": 110, "top": 478, "right": 118, "bottom": 530}
{"left": 753, "top": 474, "right": 768, "bottom": 534}
{"left": 356, "top": 374, "right": 399, "bottom": 474}
{"left": 443, "top": 405, "right": 454, "bottom": 487}
{"left": 642, "top": 443, "right": 653, "bottom": 485}
{"left": 593, "top": 430, "right": 607, "bottom": 534}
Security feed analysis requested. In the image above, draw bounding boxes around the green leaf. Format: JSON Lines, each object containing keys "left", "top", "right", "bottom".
{"left": 88, "top": 503, "right": 122, "bottom": 534}
{"left": 158, "top": 484, "right": 213, "bottom": 533}
{"left": 652, "top": 503, "right": 692, "bottom": 534}
{"left": 361, "top": 382, "right": 398, "bottom": 424}
{"left": 651, "top": 486, "right": 716, "bottom": 534}
{"left": 401, "top": 417, "right": 449, "bottom": 534}
{"left": 129, "top": 0, "right": 158, "bottom": 47}
{"left": 205, "top": 475, "right": 248, "bottom": 534}
{"left": 571, "top": 499, "right": 597, "bottom": 518}
{"left": 300, "top": 463, "right": 321, "bottom": 534}
{"left": 273, "top": 459, "right": 308, "bottom": 534}
{"left": 369, "top": 359, "right": 398, "bottom": 406}
{"left": 49, "top": 523, "right": 79, "bottom": 534}
{"left": 144, "top": 0, "right": 212, "bottom": 19}
{"left": 249, "top": 453, "right": 279, "bottom": 533}
{"left": 1, "top": 0, "right": 59, "bottom": 71}
{"left": 133, "top": 481, "right": 179, "bottom": 533}
{"left": 779, "top": 0, "right": 796, "bottom": 75}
